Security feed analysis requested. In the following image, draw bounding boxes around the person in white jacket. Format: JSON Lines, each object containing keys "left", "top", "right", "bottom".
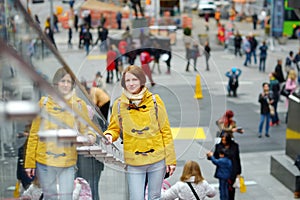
{"left": 161, "top": 160, "right": 216, "bottom": 200}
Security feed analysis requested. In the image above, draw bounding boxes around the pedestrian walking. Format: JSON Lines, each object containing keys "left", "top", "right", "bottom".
{"left": 243, "top": 36, "right": 251, "bottom": 66}
{"left": 151, "top": 41, "right": 162, "bottom": 74}
{"left": 285, "top": 51, "right": 295, "bottom": 78}
{"left": 269, "top": 72, "right": 280, "bottom": 126}
{"left": 161, "top": 160, "right": 216, "bottom": 200}
{"left": 207, "top": 149, "right": 232, "bottom": 200}
{"left": 104, "top": 65, "right": 176, "bottom": 200}
{"left": 140, "top": 50, "right": 155, "bottom": 86}
{"left": 94, "top": 26, "right": 109, "bottom": 52}
{"left": 252, "top": 12, "right": 258, "bottom": 30}
{"left": 130, "top": 0, "right": 144, "bottom": 18}
{"left": 44, "top": 17, "right": 57, "bottom": 49}
{"left": 116, "top": 11, "right": 122, "bottom": 30}
{"left": 213, "top": 132, "right": 242, "bottom": 200}
{"left": 83, "top": 27, "right": 93, "bottom": 55}
{"left": 274, "top": 59, "right": 286, "bottom": 84}
{"left": 185, "top": 43, "right": 191, "bottom": 72}
{"left": 68, "top": 27, "right": 72, "bottom": 48}
{"left": 190, "top": 43, "right": 200, "bottom": 71}
{"left": 234, "top": 31, "right": 242, "bottom": 57}
{"left": 215, "top": 9, "right": 221, "bottom": 25}
{"left": 204, "top": 13, "right": 209, "bottom": 31}
{"left": 112, "top": 44, "right": 122, "bottom": 81}
{"left": 24, "top": 67, "right": 96, "bottom": 200}
{"left": 294, "top": 48, "right": 300, "bottom": 84}
{"left": 258, "top": 82, "right": 274, "bottom": 138}
{"left": 74, "top": 11, "right": 78, "bottom": 32}
{"left": 249, "top": 35, "right": 258, "bottom": 65}
{"left": 225, "top": 67, "right": 242, "bottom": 97}
{"left": 204, "top": 41, "right": 211, "bottom": 71}
{"left": 259, "top": 41, "right": 268, "bottom": 72}
{"left": 106, "top": 45, "right": 117, "bottom": 83}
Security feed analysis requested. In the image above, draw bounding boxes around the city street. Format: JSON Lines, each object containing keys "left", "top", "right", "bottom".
{"left": 2, "top": 0, "right": 300, "bottom": 199}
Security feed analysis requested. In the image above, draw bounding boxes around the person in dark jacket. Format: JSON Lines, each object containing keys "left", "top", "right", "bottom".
{"left": 259, "top": 41, "right": 268, "bottom": 72}
{"left": 274, "top": 59, "right": 285, "bottom": 84}
{"left": 269, "top": 73, "right": 280, "bottom": 126}
{"left": 94, "top": 26, "right": 109, "bottom": 52}
{"left": 258, "top": 82, "right": 274, "bottom": 138}
{"left": 213, "top": 132, "right": 241, "bottom": 200}
{"left": 234, "top": 32, "right": 242, "bottom": 57}
{"left": 207, "top": 149, "right": 232, "bottom": 200}
{"left": 249, "top": 36, "right": 258, "bottom": 65}
{"left": 225, "top": 67, "right": 242, "bottom": 97}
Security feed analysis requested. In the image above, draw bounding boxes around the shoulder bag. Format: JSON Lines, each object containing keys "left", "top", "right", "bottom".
{"left": 187, "top": 182, "right": 200, "bottom": 200}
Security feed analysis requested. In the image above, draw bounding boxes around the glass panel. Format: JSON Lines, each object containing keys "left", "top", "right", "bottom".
{"left": 0, "top": 1, "right": 126, "bottom": 199}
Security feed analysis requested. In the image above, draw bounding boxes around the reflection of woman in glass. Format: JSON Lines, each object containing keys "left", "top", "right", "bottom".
{"left": 104, "top": 65, "right": 176, "bottom": 200}
{"left": 24, "top": 68, "right": 96, "bottom": 200}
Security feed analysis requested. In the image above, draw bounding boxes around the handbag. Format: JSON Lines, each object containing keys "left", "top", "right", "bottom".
{"left": 280, "top": 84, "right": 291, "bottom": 97}
{"left": 187, "top": 182, "right": 200, "bottom": 200}
{"left": 269, "top": 105, "right": 275, "bottom": 116}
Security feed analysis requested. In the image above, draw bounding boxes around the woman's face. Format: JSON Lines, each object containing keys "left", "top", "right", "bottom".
{"left": 125, "top": 72, "right": 141, "bottom": 94}
{"left": 221, "top": 136, "right": 227, "bottom": 145}
{"left": 57, "top": 74, "right": 73, "bottom": 96}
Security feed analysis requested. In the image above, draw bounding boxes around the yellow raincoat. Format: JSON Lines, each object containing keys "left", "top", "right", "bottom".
{"left": 104, "top": 89, "right": 176, "bottom": 166}
{"left": 24, "top": 95, "right": 94, "bottom": 168}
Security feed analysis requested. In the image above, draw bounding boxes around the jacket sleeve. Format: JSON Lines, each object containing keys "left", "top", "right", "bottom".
{"left": 161, "top": 182, "right": 180, "bottom": 200}
{"left": 156, "top": 95, "right": 176, "bottom": 165}
{"left": 203, "top": 180, "right": 217, "bottom": 198}
{"left": 103, "top": 100, "right": 121, "bottom": 142}
{"left": 24, "top": 98, "right": 44, "bottom": 169}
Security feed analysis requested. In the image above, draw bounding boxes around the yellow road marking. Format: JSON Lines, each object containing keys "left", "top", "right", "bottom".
{"left": 171, "top": 127, "right": 206, "bottom": 140}
{"left": 87, "top": 55, "right": 106, "bottom": 60}
{"left": 286, "top": 128, "right": 300, "bottom": 139}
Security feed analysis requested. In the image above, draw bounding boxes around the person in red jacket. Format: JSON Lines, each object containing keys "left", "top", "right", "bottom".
{"left": 106, "top": 45, "right": 117, "bottom": 83}
{"left": 140, "top": 50, "right": 155, "bottom": 86}
{"left": 118, "top": 40, "right": 128, "bottom": 64}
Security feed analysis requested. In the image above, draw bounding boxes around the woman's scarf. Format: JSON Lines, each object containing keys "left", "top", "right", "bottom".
{"left": 123, "top": 87, "right": 147, "bottom": 106}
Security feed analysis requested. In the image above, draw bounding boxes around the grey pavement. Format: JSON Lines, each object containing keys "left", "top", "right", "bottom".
{"left": 2, "top": 6, "right": 299, "bottom": 199}
{"left": 51, "top": 12, "right": 298, "bottom": 199}
{"left": 49, "top": 14, "right": 298, "bottom": 199}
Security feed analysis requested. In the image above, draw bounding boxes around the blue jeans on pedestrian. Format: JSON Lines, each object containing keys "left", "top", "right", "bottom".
{"left": 36, "top": 162, "right": 75, "bottom": 200}
{"left": 244, "top": 52, "right": 251, "bottom": 66}
{"left": 271, "top": 101, "right": 279, "bottom": 124}
{"left": 259, "top": 113, "right": 270, "bottom": 136}
{"left": 251, "top": 49, "right": 257, "bottom": 64}
{"left": 259, "top": 57, "right": 266, "bottom": 72}
{"left": 219, "top": 178, "right": 229, "bottom": 200}
{"left": 127, "top": 159, "right": 166, "bottom": 200}
{"left": 85, "top": 43, "right": 90, "bottom": 55}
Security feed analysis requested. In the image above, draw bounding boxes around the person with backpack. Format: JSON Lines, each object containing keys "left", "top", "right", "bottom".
{"left": 83, "top": 26, "right": 93, "bottom": 55}
{"left": 104, "top": 65, "right": 176, "bottom": 200}
{"left": 225, "top": 67, "right": 242, "bottom": 97}
{"left": 24, "top": 68, "right": 96, "bottom": 200}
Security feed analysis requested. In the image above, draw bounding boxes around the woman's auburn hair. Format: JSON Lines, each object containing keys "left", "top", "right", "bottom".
{"left": 121, "top": 65, "right": 146, "bottom": 89}
{"left": 180, "top": 160, "right": 204, "bottom": 184}
{"left": 52, "top": 67, "right": 75, "bottom": 87}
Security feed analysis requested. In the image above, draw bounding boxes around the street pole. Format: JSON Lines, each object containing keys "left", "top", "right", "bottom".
{"left": 154, "top": 0, "right": 158, "bottom": 25}
{"left": 50, "top": 0, "right": 54, "bottom": 31}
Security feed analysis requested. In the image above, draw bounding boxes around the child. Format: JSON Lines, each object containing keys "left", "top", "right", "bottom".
{"left": 161, "top": 160, "right": 216, "bottom": 200}
{"left": 207, "top": 149, "right": 232, "bottom": 200}
{"left": 20, "top": 176, "right": 43, "bottom": 200}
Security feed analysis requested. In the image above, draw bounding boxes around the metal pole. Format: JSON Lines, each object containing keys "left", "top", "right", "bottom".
{"left": 50, "top": 0, "right": 54, "bottom": 31}
{"left": 154, "top": 0, "right": 158, "bottom": 25}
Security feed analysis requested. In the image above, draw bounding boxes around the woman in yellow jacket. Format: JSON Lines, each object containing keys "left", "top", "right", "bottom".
{"left": 104, "top": 65, "right": 176, "bottom": 200}
{"left": 24, "top": 68, "right": 96, "bottom": 200}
